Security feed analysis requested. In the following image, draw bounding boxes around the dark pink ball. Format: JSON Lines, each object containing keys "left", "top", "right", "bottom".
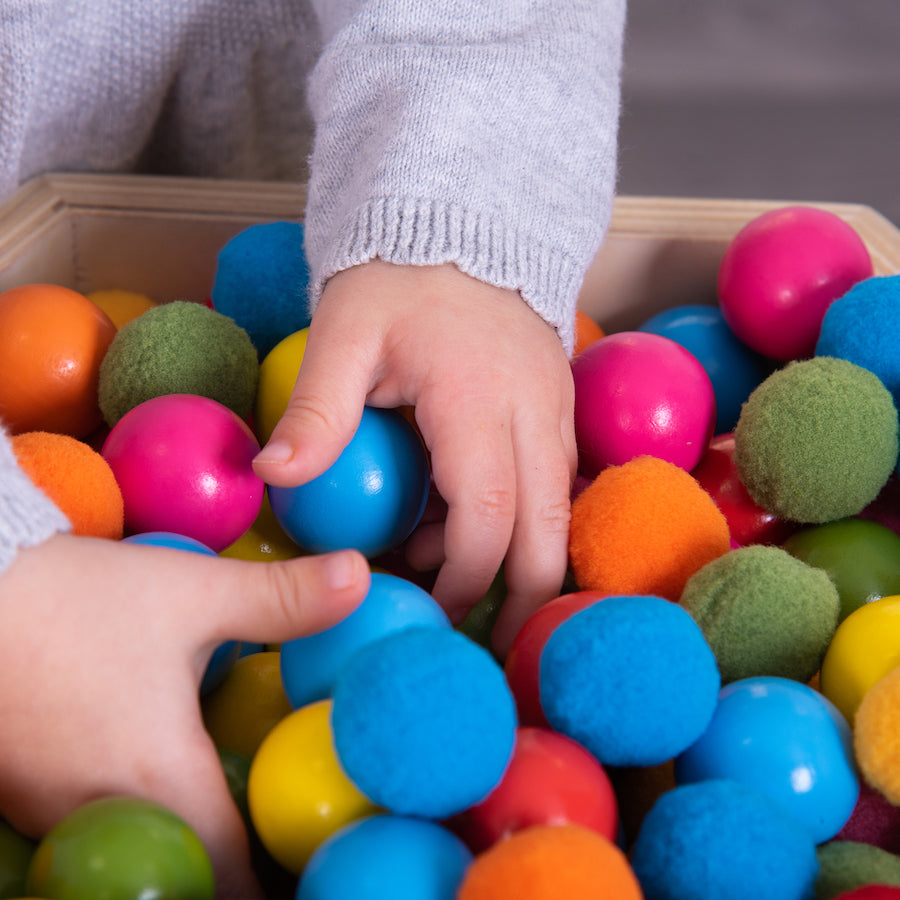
{"left": 572, "top": 331, "right": 716, "bottom": 478}
{"left": 718, "top": 205, "right": 873, "bottom": 361}
{"left": 102, "top": 393, "right": 264, "bottom": 551}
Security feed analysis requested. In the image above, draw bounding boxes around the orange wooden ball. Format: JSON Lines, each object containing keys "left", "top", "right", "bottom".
{"left": 0, "top": 284, "right": 117, "bottom": 437}
{"left": 11, "top": 431, "right": 124, "bottom": 540}
{"left": 574, "top": 309, "right": 605, "bottom": 355}
{"left": 457, "top": 823, "right": 642, "bottom": 900}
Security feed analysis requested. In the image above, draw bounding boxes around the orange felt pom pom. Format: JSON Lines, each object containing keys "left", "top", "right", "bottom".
{"left": 11, "top": 431, "right": 124, "bottom": 540}
{"left": 574, "top": 310, "right": 605, "bottom": 355}
{"left": 854, "top": 663, "right": 900, "bottom": 806}
{"left": 569, "top": 455, "right": 730, "bottom": 600}
{"left": 457, "top": 823, "right": 642, "bottom": 900}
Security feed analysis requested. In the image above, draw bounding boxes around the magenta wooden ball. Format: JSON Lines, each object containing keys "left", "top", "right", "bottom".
{"left": 572, "top": 331, "right": 716, "bottom": 478}
{"left": 102, "top": 393, "right": 264, "bottom": 551}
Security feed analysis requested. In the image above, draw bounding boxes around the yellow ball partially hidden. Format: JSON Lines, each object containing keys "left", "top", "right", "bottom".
{"left": 247, "top": 700, "right": 380, "bottom": 874}
{"left": 219, "top": 493, "right": 303, "bottom": 562}
{"left": 254, "top": 327, "right": 309, "bottom": 445}
{"left": 819, "top": 594, "right": 900, "bottom": 727}
{"left": 202, "top": 651, "right": 292, "bottom": 759}
{"left": 86, "top": 289, "right": 157, "bottom": 329}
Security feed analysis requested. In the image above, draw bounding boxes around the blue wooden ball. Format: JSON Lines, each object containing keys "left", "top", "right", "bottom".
{"left": 638, "top": 303, "right": 774, "bottom": 435}
{"left": 280, "top": 572, "right": 450, "bottom": 709}
{"left": 296, "top": 814, "right": 472, "bottom": 900}
{"left": 675, "top": 676, "right": 859, "bottom": 844}
{"left": 268, "top": 407, "right": 430, "bottom": 559}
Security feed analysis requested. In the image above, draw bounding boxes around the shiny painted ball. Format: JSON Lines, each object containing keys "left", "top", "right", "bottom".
{"left": 25, "top": 797, "right": 214, "bottom": 900}
{"left": 718, "top": 205, "right": 873, "bottom": 361}
{"left": 638, "top": 303, "right": 773, "bottom": 435}
{"left": 572, "top": 331, "right": 716, "bottom": 478}
{"left": 296, "top": 814, "right": 472, "bottom": 900}
{"left": 280, "top": 572, "right": 450, "bottom": 710}
{"left": 247, "top": 700, "right": 380, "bottom": 874}
{"left": 675, "top": 676, "right": 859, "bottom": 844}
{"left": 448, "top": 726, "right": 619, "bottom": 854}
{"left": 268, "top": 406, "right": 429, "bottom": 558}
{"left": 102, "top": 393, "right": 264, "bottom": 552}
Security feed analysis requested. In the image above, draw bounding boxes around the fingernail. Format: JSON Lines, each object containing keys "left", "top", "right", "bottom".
{"left": 255, "top": 440, "right": 293, "bottom": 465}
{"left": 324, "top": 551, "right": 361, "bottom": 591}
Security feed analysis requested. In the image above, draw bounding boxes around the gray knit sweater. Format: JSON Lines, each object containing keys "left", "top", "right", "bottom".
{"left": 0, "top": 0, "right": 625, "bottom": 571}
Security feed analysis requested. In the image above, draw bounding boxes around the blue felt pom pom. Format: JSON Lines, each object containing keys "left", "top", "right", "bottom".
{"left": 211, "top": 221, "right": 312, "bottom": 359}
{"left": 816, "top": 275, "right": 900, "bottom": 412}
{"left": 330, "top": 627, "right": 517, "bottom": 819}
{"left": 539, "top": 594, "right": 721, "bottom": 767}
{"left": 296, "top": 814, "right": 473, "bottom": 900}
{"left": 631, "top": 779, "right": 819, "bottom": 900}
{"left": 638, "top": 303, "right": 774, "bottom": 435}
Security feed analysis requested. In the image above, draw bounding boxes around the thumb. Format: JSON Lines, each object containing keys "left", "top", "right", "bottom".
{"left": 252, "top": 324, "right": 373, "bottom": 489}
{"left": 205, "top": 550, "right": 370, "bottom": 647}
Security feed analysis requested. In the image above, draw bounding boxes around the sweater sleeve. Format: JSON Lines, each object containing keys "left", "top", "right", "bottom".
{"left": 0, "top": 427, "right": 70, "bottom": 575}
{"left": 304, "top": 0, "right": 626, "bottom": 355}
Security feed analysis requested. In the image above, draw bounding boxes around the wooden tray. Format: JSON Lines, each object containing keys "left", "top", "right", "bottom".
{"left": 1, "top": 173, "right": 898, "bottom": 333}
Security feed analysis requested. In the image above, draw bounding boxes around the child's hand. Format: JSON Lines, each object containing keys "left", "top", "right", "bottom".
{"left": 0, "top": 533, "right": 368, "bottom": 899}
{"left": 254, "top": 261, "right": 576, "bottom": 656}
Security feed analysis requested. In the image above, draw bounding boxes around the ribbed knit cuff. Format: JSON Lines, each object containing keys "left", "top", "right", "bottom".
{"left": 310, "top": 197, "right": 593, "bottom": 355}
{"left": 0, "top": 431, "right": 70, "bottom": 575}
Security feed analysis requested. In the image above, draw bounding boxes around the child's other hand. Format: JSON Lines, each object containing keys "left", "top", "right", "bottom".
{"left": 254, "top": 262, "right": 576, "bottom": 656}
{"left": 0, "top": 533, "right": 368, "bottom": 899}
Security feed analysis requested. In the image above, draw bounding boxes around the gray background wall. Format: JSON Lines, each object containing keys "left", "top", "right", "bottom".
{"left": 617, "top": 2, "right": 900, "bottom": 226}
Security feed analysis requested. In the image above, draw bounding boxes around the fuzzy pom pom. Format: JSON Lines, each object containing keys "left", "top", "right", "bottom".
{"left": 211, "top": 221, "right": 312, "bottom": 359}
{"left": 330, "top": 627, "right": 517, "bottom": 819}
{"left": 680, "top": 545, "right": 840, "bottom": 684}
{"left": 854, "top": 664, "right": 900, "bottom": 806}
{"left": 457, "top": 824, "right": 642, "bottom": 900}
{"left": 569, "top": 455, "right": 730, "bottom": 599}
{"left": 539, "top": 594, "right": 720, "bottom": 767}
{"left": 816, "top": 275, "right": 900, "bottom": 412}
{"left": 98, "top": 301, "right": 259, "bottom": 426}
{"left": 630, "top": 779, "right": 819, "bottom": 900}
{"left": 11, "top": 431, "right": 124, "bottom": 539}
{"left": 815, "top": 842, "right": 900, "bottom": 900}
{"left": 734, "top": 357, "right": 899, "bottom": 524}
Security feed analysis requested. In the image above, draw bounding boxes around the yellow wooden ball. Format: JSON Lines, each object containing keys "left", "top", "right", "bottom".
{"left": 819, "top": 594, "right": 900, "bottom": 727}
{"left": 254, "top": 327, "right": 309, "bottom": 445}
{"left": 202, "top": 651, "right": 293, "bottom": 759}
{"left": 247, "top": 700, "right": 380, "bottom": 874}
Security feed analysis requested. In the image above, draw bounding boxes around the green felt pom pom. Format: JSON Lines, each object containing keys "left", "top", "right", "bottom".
{"left": 98, "top": 301, "right": 259, "bottom": 426}
{"left": 814, "top": 841, "right": 900, "bottom": 900}
{"left": 734, "top": 357, "right": 899, "bottom": 524}
{"left": 680, "top": 545, "right": 840, "bottom": 684}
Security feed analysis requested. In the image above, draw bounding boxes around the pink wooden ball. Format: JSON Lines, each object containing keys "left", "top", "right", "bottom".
{"left": 572, "top": 331, "right": 716, "bottom": 478}
{"left": 102, "top": 393, "right": 264, "bottom": 551}
{"left": 717, "top": 205, "right": 873, "bottom": 361}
